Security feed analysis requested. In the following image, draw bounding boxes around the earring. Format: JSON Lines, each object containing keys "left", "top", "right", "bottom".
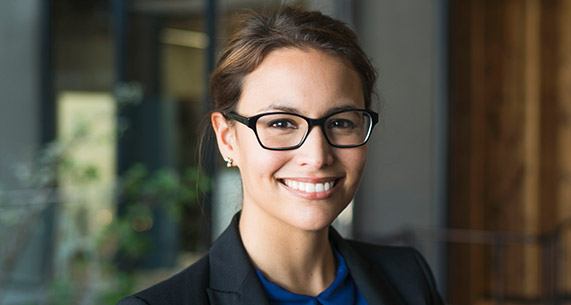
{"left": 224, "top": 157, "right": 234, "bottom": 168}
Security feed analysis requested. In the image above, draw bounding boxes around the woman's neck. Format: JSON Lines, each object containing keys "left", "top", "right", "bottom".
{"left": 238, "top": 205, "right": 336, "bottom": 296}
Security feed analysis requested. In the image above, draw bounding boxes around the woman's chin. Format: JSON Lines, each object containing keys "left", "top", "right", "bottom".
{"left": 285, "top": 209, "right": 340, "bottom": 232}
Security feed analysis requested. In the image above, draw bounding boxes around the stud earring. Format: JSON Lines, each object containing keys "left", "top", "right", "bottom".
{"left": 224, "top": 157, "right": 234, "bottom": 168}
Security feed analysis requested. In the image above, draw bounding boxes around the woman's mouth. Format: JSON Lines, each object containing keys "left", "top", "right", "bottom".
{"left": 282, "top": 179, "right": 336, "bottom": 193}
{"left": 278, "top": 178, "right": 340, "bottom": 199}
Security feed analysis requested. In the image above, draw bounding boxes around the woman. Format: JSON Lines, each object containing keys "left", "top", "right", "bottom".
{"left": 119, "top": 6, "right": 443, "bottom": 305}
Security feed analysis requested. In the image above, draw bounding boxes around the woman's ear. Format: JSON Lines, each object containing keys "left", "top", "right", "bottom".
{"left": 211, "top": 112, "right": 237, "bottom": 164}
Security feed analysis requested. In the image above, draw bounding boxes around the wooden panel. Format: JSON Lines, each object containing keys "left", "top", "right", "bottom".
{"left": 448, "top": 0, "right": 548, "bottom": 303}
{"left": 557, "top": 0, "right": 571, "bottom": 294}
{"left": 449, "top": 0, "right": 571, "bottom": 301}
{"left": 450, "top": 0, "right": 571, "bottom": 301}
{"left": 448, "top": 1, "right": 485, "bottom": 303}
{"left": 498, "top": 0, "right": 540, "bottom": 297}
{"left": 557, "top": 0, "right": 571, "bottom": 227}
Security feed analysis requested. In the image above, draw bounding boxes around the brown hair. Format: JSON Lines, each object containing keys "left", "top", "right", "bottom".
{"left": 210, "top": 6, "right": 377, "bottom": 113}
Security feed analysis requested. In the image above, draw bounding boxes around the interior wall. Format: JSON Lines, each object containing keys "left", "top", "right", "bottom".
{"left": 353, "top": 0, "right": 448, "bottom": 287}
{"left": 0, "top": 0, "right": 41, "bottom": 188}
{"left": 0, "top": 1, "right": 49, "bottom": 303}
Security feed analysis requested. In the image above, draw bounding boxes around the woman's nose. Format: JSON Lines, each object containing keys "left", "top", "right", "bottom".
{"left": 295, "top": 127, "right": 334, "bottom": 168}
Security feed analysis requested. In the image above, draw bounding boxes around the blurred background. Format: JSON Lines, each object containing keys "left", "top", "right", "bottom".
{"left": 1, "top": 0, "right": 570, "bottom": 304}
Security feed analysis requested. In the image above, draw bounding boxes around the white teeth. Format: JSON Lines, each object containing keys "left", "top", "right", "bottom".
{"left": 291, "top": 180, "right": 298, "bottom": 189}
{"left": 306, "top": 183, "right": 315, "bottom": 192}
{"left": 283, "top": 179, "right": 335, "bottom": 193}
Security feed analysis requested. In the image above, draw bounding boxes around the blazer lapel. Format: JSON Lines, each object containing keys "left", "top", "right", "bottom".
{"left": 206, "top": 213, "right": 407, "bottom": 305}
{"left": 207, "top": 213, "right": 270, "bottom": 305}
{"left": 331, "top": 229, "right": 407, "bottom": 305}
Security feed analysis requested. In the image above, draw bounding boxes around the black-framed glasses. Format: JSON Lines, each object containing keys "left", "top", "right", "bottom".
{"left": 224, "top": 109, "right": 379, "bottom": 150}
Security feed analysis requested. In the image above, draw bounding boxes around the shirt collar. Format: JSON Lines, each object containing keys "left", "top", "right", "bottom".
{"left": 255, "top": 249, "right": 356, "bottom": 305}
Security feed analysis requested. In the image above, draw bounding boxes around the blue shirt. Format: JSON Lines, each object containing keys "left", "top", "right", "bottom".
{"left": 255, "top": 250, "right": 368, "bottom": 305}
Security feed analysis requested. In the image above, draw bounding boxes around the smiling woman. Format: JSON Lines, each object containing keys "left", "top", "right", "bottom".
{"left": 119, "top": 6, "right": 444, "bottom": 305}
{"left": 215, "top": 47, "right": 370, "bottom": 235}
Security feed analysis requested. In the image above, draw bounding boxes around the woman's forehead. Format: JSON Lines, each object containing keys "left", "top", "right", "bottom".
{"left": 236, "top": 48, "right": 365, "bottom": 115}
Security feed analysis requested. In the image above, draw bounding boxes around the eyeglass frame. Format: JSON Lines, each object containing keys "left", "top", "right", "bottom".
{"left": 223, "top": 108, "right": 379, "bottom": 151}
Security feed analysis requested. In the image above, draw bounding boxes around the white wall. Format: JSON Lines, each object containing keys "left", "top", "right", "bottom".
{"left": 353, "top": 0, "right": 448, "bottom": 287}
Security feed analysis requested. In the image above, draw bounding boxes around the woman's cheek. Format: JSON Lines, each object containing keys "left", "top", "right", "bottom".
{"left": 342, "top": 147, "right": 367, "bottom": 175}
{"left": 239, "top": 144, "right": 289, "bottom": 179}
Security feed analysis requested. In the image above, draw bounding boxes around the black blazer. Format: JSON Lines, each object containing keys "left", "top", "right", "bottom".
{"left": 118, "top": 214, "right": 444, "bottom": 305}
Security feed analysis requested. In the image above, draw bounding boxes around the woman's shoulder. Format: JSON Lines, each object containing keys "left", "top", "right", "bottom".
{"left": 345, "top": 239, "right": 426, "bottom": 266}
{"left": 345, "top": 238, "right": 436, "bottom": 282}
{"left": 117, "top": 254, "right": 211, "bottom": 305}
{"left": 337, "top": 236, "right": 444, "bottom": 305}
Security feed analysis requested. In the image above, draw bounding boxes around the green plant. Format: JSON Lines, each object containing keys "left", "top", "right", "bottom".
{"left": 0, "top": 111, "right": 209, "bottom": 305}
{"left": 94, "top": 164, "right": 209, "bottom": 303}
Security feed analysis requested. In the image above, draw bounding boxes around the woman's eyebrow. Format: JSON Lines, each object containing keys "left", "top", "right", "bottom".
{"left": 257, "top": 104, "right": 302, "bottom": 114}
{"left": 257, "top": 103, "right": 360, "bottom": 116}
{"left": 323, "top": 105, "right": 360, "bottom": 115}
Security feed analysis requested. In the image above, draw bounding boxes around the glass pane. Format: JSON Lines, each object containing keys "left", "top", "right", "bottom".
{"left": 57, "top": 91, "right": 117, "bottom": 258}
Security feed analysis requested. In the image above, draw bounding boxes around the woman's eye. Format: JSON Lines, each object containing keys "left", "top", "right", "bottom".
{"left": 328, "top": 119, "right": 355, "bottom": 129}
{"left": 269, "top": 120, "right": 297, "bottom": 129}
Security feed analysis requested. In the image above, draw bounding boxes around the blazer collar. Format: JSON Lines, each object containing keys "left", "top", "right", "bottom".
{"left": 206, "top": 213, "right": 270, "bottom": 305}
{"left": 206, "top": 212, "right": 406, "bottom": 305}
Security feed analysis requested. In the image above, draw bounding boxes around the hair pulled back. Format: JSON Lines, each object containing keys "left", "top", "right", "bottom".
{"left": 210, "top": 6, "right": 377, "bottom": 113}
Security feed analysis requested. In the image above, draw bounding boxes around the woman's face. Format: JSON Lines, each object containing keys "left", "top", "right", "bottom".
{"left": 216, "top": 48, "right": 368, "bottom": 232}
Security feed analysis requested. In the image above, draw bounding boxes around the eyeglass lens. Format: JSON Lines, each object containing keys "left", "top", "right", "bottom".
{"left": 255, "top": 111, "right": 372, "bottom": 149}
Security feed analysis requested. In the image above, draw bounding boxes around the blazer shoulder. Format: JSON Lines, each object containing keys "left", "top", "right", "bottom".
{"left": 345, "top": 239, "right": 444, "bottom": 305}
{"left": 117, "top": 254, "right": 210, "bottom": 305}
{"left": 347, "top": 239, "right": 420, "bottom": 266}
{"left": 117, "top": 296, "right": 149, "bottom": 305}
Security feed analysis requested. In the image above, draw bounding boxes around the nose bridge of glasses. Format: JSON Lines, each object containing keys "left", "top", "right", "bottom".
{"left": 302, "top": 116, "right": 332, "bottom": 147}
